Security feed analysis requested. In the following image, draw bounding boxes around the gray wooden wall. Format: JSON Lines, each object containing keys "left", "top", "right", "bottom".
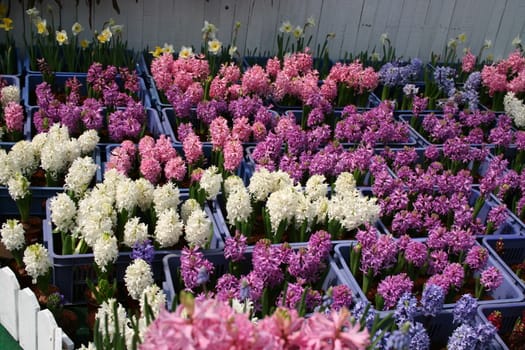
{"left": 8, "top": 0, "right": 525, "bottom": 62}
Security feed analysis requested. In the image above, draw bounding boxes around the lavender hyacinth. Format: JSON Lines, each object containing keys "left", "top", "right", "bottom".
{"left": 453, "top": 294, "right": 478, "bottom": 326}
{"left": 394, "top": 292, "right": 418, "bottom": 326}
{"left": 131, "top": 239, "right": 155, "bottom": 265}
{"left": 447, "top": 324, "right": 478, "bottom": 350}
{"left": 409, "top": 322, "right": 430, "bottom": 350}
{"left": 420, "top": 283, "right": 445, "bottom": 317}
{"left": 351, "top": 300, "right": 377, "bottom": 331}
{"left": 433, "top": 66, "right": 457, "bottom": 97}
{"left": 461, "top": 71, "right": 481, "bottom": 110}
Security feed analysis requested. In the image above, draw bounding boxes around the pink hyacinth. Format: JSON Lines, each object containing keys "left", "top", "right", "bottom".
{"left": 106, "top": 144, "right": 135, "bottom": 175}
{"left": 376, "top": 273, "right": 414, "bottom": 310}
{"left": 252, "top": 121, "right": 267, "bottom": 142}
{"left": 183, "top": 131, "right": 203, "bottom": 165}
{"left": 265, "top": 57, "right": 281, "bottom": 79}
{"left": 480, "top": 266, "right": 503, "bottom": 291}
{"left": 242, "top": 65, "right": 271, "bottom": 97}
{"left": 164, "top": 156, "right": 186, "bottom": 182}
{"left": 209, "top": 116, "right": 230, "bottom": 150}
{"left": 462, "top": 49, "right": 476, "bottom": 73}
{"left": 232, "top": 116, "right": 252, "bottom": 142}
{"left": 223, "top": 136, "right": 243, "bottom": 172}
{"left": 140, "top": 157, "right": 162, "bottom": 184}
{"left": 4, "top": 101, "right": 24, "bottom": 132}
{"left": 154, "top": 135, "right": 178, "bottom": 164}
{"left": 138, "top": 135, "right": 157, "bottom": 160}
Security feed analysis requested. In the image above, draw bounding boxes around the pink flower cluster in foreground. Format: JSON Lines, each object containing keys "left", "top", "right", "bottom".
{"left": 140, "top": 298, "right": 369, "bottom": 350}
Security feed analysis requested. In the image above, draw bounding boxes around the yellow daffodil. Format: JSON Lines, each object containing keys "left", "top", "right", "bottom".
{"left": 36, "top": 18, "right": 48, "bottom": 36}
{"left": 72, "top": 22, "right": 83, "bottom": 35}
{"left": 0, "top": 17, "right": 13, "bottom": 32}
{"left": 457, "top": 33, "right": 467, "bottom": 43}
{"left": 97, "top": 27, "right": 112, "bottom": 44}
{"left": 293, "top": 26, "right": 303, "bottom": 39}
{"left": 150, "top": 46, "right": 164, "bottom": 58}
{"left": 26, "top": 7, "right": 39, "bottom": 17}
{"left": 162, "top": 43, "right": 174, "bottom": 54}
{"left": 279, "top": 20, "right": 292, "bottom": 33}
{"left": 179, "top": 46, "right": 194, "bottom": 59}
{"left": 208, "top": 39, "right": 222, "bottom": 55}
{"left": 55, "top": 30, "right": 68, "bottom": 46}
{"left": 80, "top": 39, "right": 90, "bottom": 49}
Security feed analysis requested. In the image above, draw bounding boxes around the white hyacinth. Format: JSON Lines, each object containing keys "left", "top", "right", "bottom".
{"left": 153, "top": 182, "right": 180, "bottom": 214}
{"left": 308, "top": 197, "right": 329, "bottom": 225}
{"left": 140, "top": 284, "right": 166, "bottom": 318}
{"left": 40, "top": 138, "right": 71, "bottom": 179}
{"left": 7, "top": 172, "right": 30, "bottom": 200}
{"left": 154, "top": 208, "right": 183, "bottom": 248}
{"left": 93, "top": 232, "right": 118, "bottom": 271}
{"left": 223, "top": 175, "right": 245, "bottom": 198}
{"left": 99, "top": 168, "right": 124, "bottom": 199}
{"left": 135, "top": 178, "right": 154, "bottom": 212}
{"left": 0, "top": 219, "right": 25, "bottom": 251}
{"left": 328, "top": 190, "right": 380, "bottom": 231}
{"left": 123, "top": 217, "right": 149, "bottom": 248}
{"left": 77, "top": 190, "right": 116, "bottom": 246}
{"left": 64, "top": 157, "right": 98, "bottom": 198}
{"left": 124, "top": 258, "right": 154, "bottom": 300}
{"left": 248, "top": 169, "right": 293, "bottom": 202}
{"left": 305, "top": 174, "right": 328, "bottom": 202}
{"left": 8, "top": 140, "right": 39, "bottom": 177}
{"left": 23, "top": 243, "right": 52, "bottom": 283}
{"left": 49, "top": 193, "right": 77, "bottom": 233}
{"left": 77, "top": 129, "right": 99, "bottom": 155}
{"left": 266, "top": 186, "right": 301, "bottom": 234}
{"left": 0, "top": 149, "right": 13, "bottom": 185}
{"left": 95, "top": 298, "right": 128, "bottom": 341}
{"left": 226, "top": 186, "right": 252, "bottom": 226}
{"left": 334, "top": 172, "right": 357, "bottom": 195}
{"left": 0, "top": 85, "right": 20, "bottom": 106}
{"left": 199, "top": 165, "right": 222, "bottom": 200}
{"left": 504, "top": 92, "right": 525, "bottom": 128}
{"left": 30, "top": 133, "right": 47, "bottom": 157}
{"left": 64, "top": 139, "right": 81, "bottom": 164}
{"left": 181, "top": 198, "right": 200, "bottom": 223}
{"left": 115, "top": 177, "right": 138, "bottom": 213}
{"left": 185, "top": 208, "right": 212, "bottom": 248}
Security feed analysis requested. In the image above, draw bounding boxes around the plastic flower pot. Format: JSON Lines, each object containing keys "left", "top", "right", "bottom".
{"left": 478, "top": 302, "right": 525, "bottom": 350}
{"left": 483, "top": 236, "right": 525, "bottom": 292}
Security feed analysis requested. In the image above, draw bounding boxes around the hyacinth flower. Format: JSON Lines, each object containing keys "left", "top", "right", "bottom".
{"left": 481, "top": 50, "right": 525, "bottom": 111}
{"left": 0, "top": 80, "right": 24, "bottom": 141}
{"left": 377, "top": 58, "right": 422, "bottom": 103}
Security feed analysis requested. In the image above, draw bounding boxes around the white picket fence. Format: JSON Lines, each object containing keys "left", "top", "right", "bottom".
{"left": 0, "top": 267, "right": 74, "bottom": 350}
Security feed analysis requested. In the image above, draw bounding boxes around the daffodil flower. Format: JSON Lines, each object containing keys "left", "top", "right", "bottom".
{"left": 56, "top": 30, "right": 68, "bottom": 46}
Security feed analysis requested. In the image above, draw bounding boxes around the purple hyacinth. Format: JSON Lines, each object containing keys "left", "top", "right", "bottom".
{"left": 278, "top": 283, "right": 321, "bottom": 312}
{"left": 377, "top": 273, "right": 414, "bottom": 310}
{"left": 480, "top": 266, "right": 504, "bottom": 291}
{"left": 329, "top": 285, "right": 353, "bottom": 311}
{"left": 180, "top": 246, "right": 215, "bottom": 291}
{"left": 307, "top": 230, "right": 332, "bottom": 261}
{"left": 215, "top": 273, "right": 239, "bottom": 301}
{"left": 487, "top": 204, "right": 509, "bottom": 228}
{"left": 453, "top": 294, "right": 478, "bottom": 326}
{"left": 427, "top": 249, "right": 449, "bottom": 276}
{"left": 444, "top": 263, "right": 465, "bottom": 290}
{"left": 360, "top": 234, "right": 398, "bottom": 276}
{"left": 131, "top": 239, "right": 155, "bottom": 265}
{"left": 252, "top": 240, "right": 285, "bottom": 287}
{"left": 224, "top": 231, "right": 247, "bottom": 262}
{"left": 394, "top": 292, "right": 418, "bottom": 326}
{"left": 465, "top": 245, "right": 488, "bottom": 271}
{"left": 404, "top": 240, "right": 428, "bottom": 268}
{"left": 306, "top": 124, "right": 332, "bottom": 151}
{"left": 420, "top": 283, "right": 445, "bottom": 317}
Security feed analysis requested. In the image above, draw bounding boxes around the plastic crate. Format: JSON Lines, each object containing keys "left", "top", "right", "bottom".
{"left": 0, "top": 144, "right": 102, "bottom": 218}
{"left": 332, "top": 241, "right": 524, "bottom": 310}
{"left": 163, "top": 244, "right": 353, "bottom": 310}
{"left": 161, "top": 107, "right": 279, "bottom": 146}
{"left": 43, "top": 194, "right": 225, "bottom": 304}
{"left": 478, "top": 302, "right": 525, "bottom": 350}
{"left": 23, "top": 74, "right": 151, "bottom": 109}
{"left": 483, "top": 236, "right": 525, "bottom": 292}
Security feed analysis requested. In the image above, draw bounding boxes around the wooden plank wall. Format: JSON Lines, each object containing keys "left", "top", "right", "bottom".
{"left": 7, "top": 0, "right": 525, "bottom": 62}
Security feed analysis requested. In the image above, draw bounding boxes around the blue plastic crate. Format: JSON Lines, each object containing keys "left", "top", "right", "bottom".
{"left": 23, "top": 74, "right": 151, "bottom": 110}
{"left": 43, "top": 192, "right": 225, "bottom": 304}
{"left": 478, "top": 302, "right": 525, "bottom": 350}
{"left": 483, "top": 236, "right": 525, "bottom": 292}
{"left": 333, "top": 241, "right": 524, "bottom": 311}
